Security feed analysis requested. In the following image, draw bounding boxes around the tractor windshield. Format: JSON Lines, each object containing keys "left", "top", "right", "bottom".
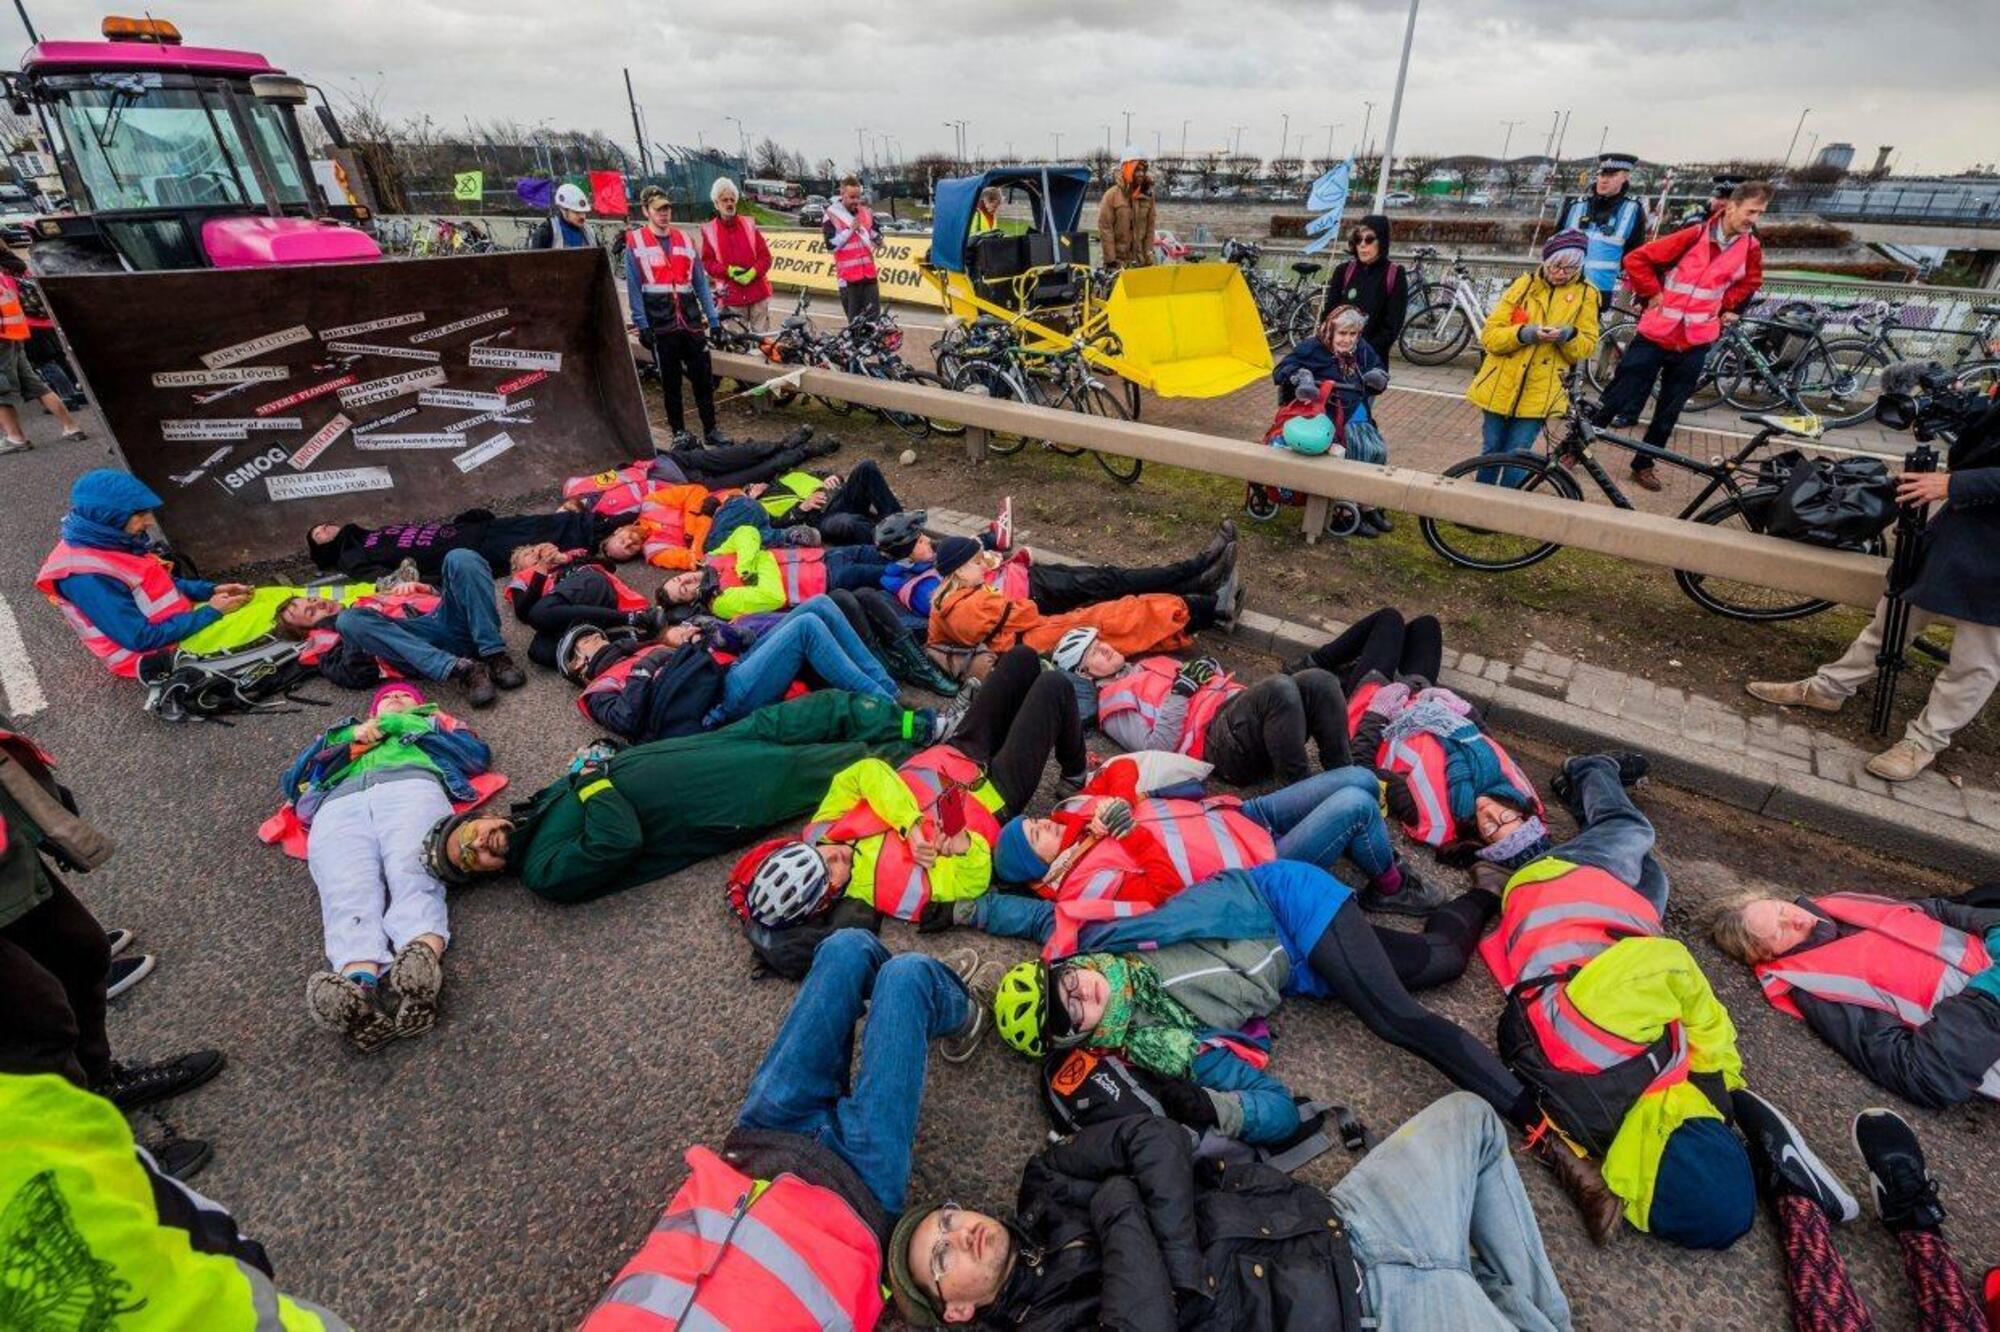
{"left": 46, "top": 76, "right": 312, "bottom": 213}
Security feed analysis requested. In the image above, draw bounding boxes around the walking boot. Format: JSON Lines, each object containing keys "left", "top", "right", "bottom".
{"left": 1745, "top": 677, "right": 1844, "bottom": 714}
{"left": 451, "top": 658, "right": 497, "bottom": 709}
{"left": 888, "top": 636, "right": 962, "bottom": 697}
{"left": 387, "top": 941, "right": 444, "bottom": 1040}
{"left": 483, "top": 650, "right": 526, "bottom": 691}
{"left": 1532, "top": 1126, "right": 1622, "bottom": 1245}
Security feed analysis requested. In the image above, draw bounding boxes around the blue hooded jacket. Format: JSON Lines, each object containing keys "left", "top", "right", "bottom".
{"left": 52, "top": 470, "right": 218, "bottom": 653}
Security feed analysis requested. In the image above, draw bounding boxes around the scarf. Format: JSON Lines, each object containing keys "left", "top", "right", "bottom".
{"left": 1081, "top": 955, "right": 1205, "bottom": 1080}
{"left": 59, "top": 510, "right": 151, "bottom": 554}
{"left": 1476, "top": 817, "right": 1549, "bottom": 868}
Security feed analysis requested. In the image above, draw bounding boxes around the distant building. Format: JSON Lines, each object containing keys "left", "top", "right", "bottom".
{"left": 1870, "top": 145, "right": 1895, "bottom": 176}
{"left": 1814, "top": 142, "right": 1855, "bottom": 172}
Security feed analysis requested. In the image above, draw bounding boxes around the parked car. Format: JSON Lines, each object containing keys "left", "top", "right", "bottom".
{"left": 1464, "top": 191, "right": 1495, "bottom": 207}
{"left": 0, "top": 210, "right": 36, "bottom": 248}
{"left": 796, "top": 203, "right": 826, "bottom": 225}
{"left": 1381, "top": 190, "right": 1417, "bottom": 206}
{"left": 805, "top": 194, "right": 828, "bottom": 208}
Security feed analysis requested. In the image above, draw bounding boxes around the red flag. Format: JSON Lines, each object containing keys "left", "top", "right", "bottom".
{"left": 589, "top": 171, "right": 628, "bottom": 216}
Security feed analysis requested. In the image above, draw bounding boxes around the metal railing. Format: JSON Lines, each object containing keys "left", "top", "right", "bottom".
{"left": 1776, "top": 185, "right": 2000, "bottom": 226}
{"left": 711, "top": 349, "right": 1886, "bottom": 610}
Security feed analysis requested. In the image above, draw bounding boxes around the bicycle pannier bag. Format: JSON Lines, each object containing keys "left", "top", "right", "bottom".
{"left": 1764, "top": 454, "right": 1896, "bottom": 549}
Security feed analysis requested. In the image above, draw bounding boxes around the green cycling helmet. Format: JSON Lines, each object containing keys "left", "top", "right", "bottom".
{"left": 1280, "top": 412, "right": 1336, "bottom": 456}
{"left": 993, "top": 960, "right": 1049, "bottom": 1058}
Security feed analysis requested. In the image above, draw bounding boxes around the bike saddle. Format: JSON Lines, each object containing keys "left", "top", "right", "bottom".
{"left": 782, "top": 315, "right": 809, "bottom": 330}
{"left": 1290, "top": 261, "right": 1322, "bottom": 277}
{"left": 1741, "top": 411, "right": 1825, "bottom": 440}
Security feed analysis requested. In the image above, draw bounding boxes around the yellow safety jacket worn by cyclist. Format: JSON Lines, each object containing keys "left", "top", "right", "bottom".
{"left": 0, "top": 1073, "right": 348, "bottom": 1331}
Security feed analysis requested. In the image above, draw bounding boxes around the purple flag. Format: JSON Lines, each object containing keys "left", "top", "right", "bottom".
{"left": 515, "top": 176, "right": 553, "bottom": 209}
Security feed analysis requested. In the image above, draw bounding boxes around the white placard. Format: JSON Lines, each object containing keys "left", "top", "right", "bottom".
{"left": 352, "top": 432, "right": 467, "bottom": 450}
{"left": 418, "top": 387, "right": 507, "bottom": 412}
{"left": 324, "top": 341, "right": 443, "bottom": 363}
{"left": 350, "top": 406, "right": 419, "bottom": 435}
{"left": 265, "top": 466, "right": 394, "bottom": 502}
{"left": 199, "top": 324, "right": 313, "bottom": 369}
{"left": 288, "top": 414, "right": 351, "bottom": 470}
{"left": 318, "top": 312, "right": 427, "bottom": 340}
{"left": 161, "top": 420, "right": 249, "bottom": 442}
{"left": 452, "top": 431, "right": 517, "bottom": 473}
{"left": 443, "top": 398, "right": 534, "bottom": 433}
{"left": 242, "top": 416, "right": 301, "bottom": 432}
{"left": 218, "top": 447, "right": 290, "bottom": 493}
{"left": 339, "top": 365, "right": 447, "bottom": 409}
{"left": 153, "top": 366, "right": 291, "bottom": 388}
{"left": 408, "top": 308, "right": 509, "bottom": 344}
{"left": 467, "top": 345, "right": 563, "bottom": 373}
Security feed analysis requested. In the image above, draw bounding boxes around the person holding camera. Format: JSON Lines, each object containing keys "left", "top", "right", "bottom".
{"left": 1748, "top": 382, "right": 2000, "bottom": 781}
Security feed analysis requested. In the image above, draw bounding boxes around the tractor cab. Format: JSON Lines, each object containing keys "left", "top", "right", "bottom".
{"left": 924, "top": 165, "right": 1270, "bottom": 399}
{"left": 7, "top": 14, "right": 380, "bottom": 273}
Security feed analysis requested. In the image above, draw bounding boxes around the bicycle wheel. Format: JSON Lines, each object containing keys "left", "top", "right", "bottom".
{"left": 1673, "top": 488, "right": 1858, "bottom": 621}
{"left": 1078, "top": 383, "right": 1142, "bottom": 484}
{"left": 1717, "top": 344, "right": 1786, "bottom": 412}
{"left": 956, "top": 362, "right": 1031, "bottom": 455}
{"left": 1587, "top": 319, "right": 1636, "bottom": 395}
{"left": 1419, "top": 454, "right": 1582, "bottom": 571}
{"left": 1284, "top": 296, "right": 1320, "bottom": 350}
{"left": 1952, "top": 359, "right": 2000, "bottom": 397}
{"left": 1399, "top": 299, "right": 1474, "bottom": 365}
{"left": 1789, "top": 337, "right": 1892, "bottom": 427}
{"left": 894, "top": 368, "right": 966, "bottom": 436}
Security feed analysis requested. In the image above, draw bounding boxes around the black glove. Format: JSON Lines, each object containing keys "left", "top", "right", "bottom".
{"left": 638, "top": 328, "right": 656, "bottom": 350}
{"left": 1093, "top": 796, "right": 1135, "bottom": 838}
{"left": 917, "top": 900, "right": 956, "bottom": 934}
{"left": 1144, "top": 1073, "right": 1220, "bottom": 1130}
{"left": 1290, "top": 368, "right": 1317, "bottom": 401}
{"left": 1172, "top": 657, "right": 1220, "bottom": 696}
{"left": 1361, "top": 367, "right": 1389, "bottom": 393}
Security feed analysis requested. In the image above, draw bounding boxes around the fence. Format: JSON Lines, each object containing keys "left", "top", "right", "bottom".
{"left": 710, "top": 350, "right": 1886, "bottom": 610}
{"left": 1777, "top": 184, "right": 2000, "bottom": 226}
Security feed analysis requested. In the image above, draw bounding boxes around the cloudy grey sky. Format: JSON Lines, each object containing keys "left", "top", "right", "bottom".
{"left": 28, "top": 0, "right": 1999, "bottom": 173}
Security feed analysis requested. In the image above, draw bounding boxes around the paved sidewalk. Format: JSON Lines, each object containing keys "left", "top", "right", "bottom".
{"left": 930, "top": 508, "right": 2000, "bottom": 877}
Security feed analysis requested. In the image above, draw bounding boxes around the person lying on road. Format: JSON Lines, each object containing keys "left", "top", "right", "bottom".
{"left": 505, "top": 544, "right": 663, "bottom": 669}
{"left": 307, "top": 505, "right": 637, "bottom": 579}
{"left": 655, "top": 523, "right": 893, "bottom": 620}
{"left": 559, "top": 424, "right": 838, "bottom": 517}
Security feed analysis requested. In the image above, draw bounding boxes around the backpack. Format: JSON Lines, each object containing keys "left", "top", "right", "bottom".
{"left": 1496, "top": 976, "right": 1680, "bottom": 1156}
{"left": 1336, "top": 259, "right": 1401, "bottom": 297}
{"left": 729, "top": 883, "right": 879, "bottom": 981}
{"left": 138, "top": 637, "right": 320, "bottom": 724}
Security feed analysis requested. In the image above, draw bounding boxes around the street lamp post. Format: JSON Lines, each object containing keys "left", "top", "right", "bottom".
{"left": 725, "top": 114, "right": 748, "bottom": 170}
{"left": 1230, "top": 125, "right": 1246, "bottom": 156}
{"left": 1122, "top": 109, "right": 1133, "bottom": 145}
{"left": 1499, "top": 118, "right": 1522, "bottom": 162}
{"left": 1180, "top": 119, "right": 1190, "bottom": 156}
{"left": 1052, "top": 130, "right": 1063, "bottom": 158}
{"left": 1359, "top": 101, "right": 1376, "bottom": 157}
{"left": 1374, "top": 0, "right": 1420, "bottom": 203}
{"left": 855, "top": 126, "right": 867, "bottom": 172}
{"left": 1278, "top": 112, "right": 1290, "bottom": 163}
{"left": 1781, "top": 106, "right": 1811, "bottom": 171}
{"left": 1102, "top": 124, "right": 1112, "bottom": 154}
{"left": 1322, "top": 122, "right": 1343, "bottom": 160}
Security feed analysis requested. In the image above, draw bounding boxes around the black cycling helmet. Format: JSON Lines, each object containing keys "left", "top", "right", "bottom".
{"left": 873, "top": 509, "right": 930, "bottom": 559}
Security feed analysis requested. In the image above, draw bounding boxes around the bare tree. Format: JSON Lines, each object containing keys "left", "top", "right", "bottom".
{"left": 1267, "top": 157, "right": 1305, "bottom": 192}
{"left": 1083, "top": 147, "right": 1117, "bottom": 190}
{"left": 1222, "top": 154, "right": 1261, "bottom": 190}
{"left": 1396, "top": 153, "right": 1437, "bottom": 196}
{"left": 1192, "top": 151, "right": 1223, "bottom": 198}
{"left": 751, "top": 137, "right": 788, "bottom": 178}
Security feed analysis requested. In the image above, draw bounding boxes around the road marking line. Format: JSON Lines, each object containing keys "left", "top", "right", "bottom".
{"left": 0, "top": 593, "right": 47, "bottom": 717}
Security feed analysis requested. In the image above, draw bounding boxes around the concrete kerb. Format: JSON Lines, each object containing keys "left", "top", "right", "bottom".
{"left": 921, "top": 507, "right": 2000, "bottom": 879}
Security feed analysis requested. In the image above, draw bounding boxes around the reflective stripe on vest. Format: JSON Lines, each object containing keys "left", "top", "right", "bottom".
{"left": 629, "top": 226, "right": 699, "bottom": 293}
{"left": 1526, "top": 979, "right": 1690, "bottom": 1090}
{"left": 819, "top": 747, "right": 1002, "bottom": 920}
{"left": 1480, "top": 862, "right": 1662, "bottom": 991}
{"left": 825, "top": 203, "right": 878, "bottom": 283}
{"left": 0, "top": 281, "right": 28, "bottom": 341}
{"left": 566, "top": 462, "right": 651, "bottom": 502}
{"left": 1561, "top": 196, "right": 1642, "bottom": 293}
{"left": 1755, "top": 893, "right": 1994, "bottom": 1026}
{"left": 1636, "top": 225, "right": 1752, "bottom": 347}
{"left": 34, "top": 540, "right": 195, "bottom": 678}
{"left": 1385, "top": 735, "right": 1451, "bottom": 845}
{"left": 577, "top": 647, "right": 662, "bottom": 720}
{"left": 1096, "top": 657, "right": 1242, "bottom": 760}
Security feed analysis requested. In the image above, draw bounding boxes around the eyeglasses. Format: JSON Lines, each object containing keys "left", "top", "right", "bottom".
{"left": 1058, "top": 967, "right": 1091, "bottom": 1028}
{"left": 1352, "top": 234, "right": 1379, "bottom": 247}
{"left": 927, "top": 1202, "right": 962, "bottom": 1292}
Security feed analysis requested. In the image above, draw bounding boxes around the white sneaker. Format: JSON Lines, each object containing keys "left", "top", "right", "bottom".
{"left": 1745, "top": 677, "right": 1844, "bottom": 714}
{"left": 1864, "top": 740, "right": 1935, "bottom": 783}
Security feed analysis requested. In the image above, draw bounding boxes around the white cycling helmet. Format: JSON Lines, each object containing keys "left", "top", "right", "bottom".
{"left": 554, "top": 183, "right": 588, "bottom": 212}
{"left": 1051, "top": 626, "right": 1100, "bottom": 674}
{"left": 747, "top": 841, "right": 831, "bottom": 927}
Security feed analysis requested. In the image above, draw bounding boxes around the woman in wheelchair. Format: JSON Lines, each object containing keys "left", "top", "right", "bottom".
{"left": 1262, "top": 306, "right": 1394, "bottom": 536}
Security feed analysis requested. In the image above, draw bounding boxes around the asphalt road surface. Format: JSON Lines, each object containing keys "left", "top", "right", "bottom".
{"left": 3, "top": 407, "right": 1992, "bottom": 1331}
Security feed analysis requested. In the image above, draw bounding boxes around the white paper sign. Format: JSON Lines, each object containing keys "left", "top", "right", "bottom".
{"left": 199, "top": 324, "right": 313, "bottom": 369}
{"left": 352, "top": 432, "right": 467, "bottom": 451}
{"left": 153, "top": 366, "right": 290, "bottom": 388}
{"left": 219, "top": 447, "right": 290, "bottom": 493}
{"left": 409, "top": 308, "right": 509, "bottom": 344}
{"left": 467, "top": 345, "right": 563, "bottom": 373}
{"left": 452, "top": 431, "right": 517, "bottom": 473}
{"left": 161, "top": 420, "right": 249, "bottom": 442}
{"left": 266, "top": 466, "right": 394, "bottom": 503}
{"left": 443, "top": 398, "right": 534, "bottom": 433}
{"left": 288, "top": 414, "right": 351, "bottom": 470}
{"left": 418, "top": 387, "right": 507, "bottom": 412}
{"left": 339, "top": 366, "right": 447, "bottom": 409}
{"left": 324, "top": 341, "right": 442, "bottom": 363}
{"left": 350, "top": 406, "right": 419, "bottom": 435}
{"left": 318, "top": 312, "right": 427, "bottom": 340}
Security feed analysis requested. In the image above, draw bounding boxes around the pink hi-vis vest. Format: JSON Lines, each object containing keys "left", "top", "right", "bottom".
{"left": 1635, "top": 224, "right": 1753, "bottom": 348}
{"left": 1379, "top": 729, "right": 1540, "bottom": 848}
{"left": 803, "top": 746, "right": 1003, "bottom": 921}
{"left": 1755, "top": 895, "right": 2000, "bottom": 1098}
{"left": 825, "top": 202, "right": 879, "bottom": 283}
{"left": 581, "top": 1145, "right": 885, "bottom": 1332}
{"left": 1095, "top": 657, "right": 1243, "bottom": 760}
{"left": 710, "top": 548, "right": 828, "bottom": 608}
{"left": 564, "top": 461, "right": 653, "bottom": 512}
{"left": 507, "top": 564, "right": 648, "bottom": 614}
{"left": 35, "top": 541, "right": 195, "bottom": 678}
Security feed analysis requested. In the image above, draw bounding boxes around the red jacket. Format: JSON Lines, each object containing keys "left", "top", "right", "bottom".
{"left": 700, "top": 215, "right": 774, "bottom": 309}
{"left": 1621, "top": 215, "right": 1762, "bottom": 352}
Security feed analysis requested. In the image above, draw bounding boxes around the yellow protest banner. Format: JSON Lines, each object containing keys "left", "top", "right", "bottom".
{"left": 763, "top": 229, "right": 946, "bottom": 309}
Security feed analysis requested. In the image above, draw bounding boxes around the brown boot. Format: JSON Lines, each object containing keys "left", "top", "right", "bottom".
{"left": 1533, "top": 1128, "right": 1622, "bottom": 1245}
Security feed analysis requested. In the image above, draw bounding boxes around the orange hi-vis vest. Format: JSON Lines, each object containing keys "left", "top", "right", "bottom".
{"left": 1379, "top": 727, "right": 1540, "bottom": 848}
{"left": 1481, "top": 865, "right": 1690, "bottom": 1106}
{"left": 825, "top": 202, "right": 879, "bottom": 283}
{"left": 1635, "top": 224, "right": 1753, "bottom": 349}
{"left": 0, "top": 277, "right": 29, "bottom": 341}
{"left": 1756, "top": 894, "right": 1999, "bottom": 1098}
{"left": 34, "top": 541, "right": 195, "bottom": 677}
{"left": 564, "top": 461, "right": 654, "bottom": 516}
{"left": 1344, "top": 678, "right": 1382, "bottom": 739}
{"left": 803, "top": 745, "right": 1003, "bottom": 920}
{"left": 711, "top": 547, "right": 828, "bottom": 607}
{"left": 1095, "top": 657, "right": 1243, "bottom": 760}
{"left": 629, "top": 225, "right": 704, "bottom": 330}
{"left": 581, "top": 1144, "right": 884, "bottom": 1332}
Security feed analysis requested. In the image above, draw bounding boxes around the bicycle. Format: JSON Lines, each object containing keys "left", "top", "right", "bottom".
{"left": 1398, "top": 253, "right": 1491, "bottom": 365}
{"left": 1587, "top": 311, "right": 1840, "bottom": 423}
{"left": 1792, "top": 297, "right": 2000, "bottom": 423}
{"left": 1419, "top": 378, "right": 1865, "bottom": 622}
{"left": 934, "top": 315, "right": 1143, "bottom": 484}
{"left": 1220, "top": 238, "right": 1323, "bottom": 350}
{"left": 825, "top": 310, "right": 964, "bottom": 441}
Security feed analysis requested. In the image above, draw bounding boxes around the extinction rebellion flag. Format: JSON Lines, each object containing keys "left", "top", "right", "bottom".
{"left": 453, "top": 170, "right": 484, "bottom": 203}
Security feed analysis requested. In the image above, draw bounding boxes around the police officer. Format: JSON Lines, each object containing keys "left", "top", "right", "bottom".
{"left": 1558, "top": 152, "right": 1650, "bottom": 314}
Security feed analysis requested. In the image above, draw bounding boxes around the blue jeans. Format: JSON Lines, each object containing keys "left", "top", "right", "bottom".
{"left": 736, "top": 930, "right": 970, "bottom": 1214}
{"left": 1475, "top": 412, "right": 1545, "bottom": 488}
{"left": 1240, "top": 767, "right": 1395, "bottom": 879}
{"left": 708, "top": 601, "right": 895, "bottom": 727}
{"left": 1545, "top": 754, "right": 1669, "bottom": 913}
{"left": 708, "top": 494, "right": 778, "bottom": 547}
{"left": 1330, "top": 1092, "right": 1572, "bottom": 1331}
{"left": 333, "top": 548, "right": 504, "bottom": 680}
{"left": 824, "top": 545, "right": 891, "bottom": 591}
